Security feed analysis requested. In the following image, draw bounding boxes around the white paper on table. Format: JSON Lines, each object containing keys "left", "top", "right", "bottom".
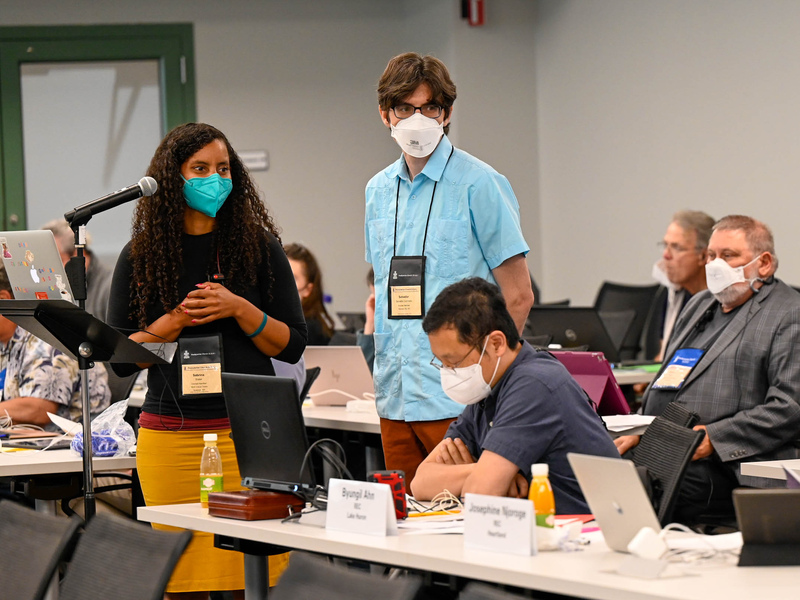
{"left": 602, "top": 414, "right": 655, "bottom": 432}
{"left": 47, "top": 412, "right": 81, "bottom": 436}
{"left": 665, "top": 531, "right": 743, "bottom": 552}
{"left": 399, "top": 513, "right": 463, "bottom": 532}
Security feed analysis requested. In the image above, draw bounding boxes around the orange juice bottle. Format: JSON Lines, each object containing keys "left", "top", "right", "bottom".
{"left": 528, "top": 463, "right": 555, "bottom": 528}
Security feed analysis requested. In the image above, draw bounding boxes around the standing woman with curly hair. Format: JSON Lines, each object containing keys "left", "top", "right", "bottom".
{"left": 107, "top": 123, "right": 307, "bottom": 599}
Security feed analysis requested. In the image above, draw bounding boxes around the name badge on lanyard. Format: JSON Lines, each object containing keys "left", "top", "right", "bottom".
{"left": 387, "top": 147, "right": 453, "bottom": 321}
{"left": 388, "top": 256, "right": 426, "bottom": 319}
{"left": 178, "top": 334, "right": 224, "bottom": 398}
{"left": 651, "top": 348, "right": 704, "bottom": 390}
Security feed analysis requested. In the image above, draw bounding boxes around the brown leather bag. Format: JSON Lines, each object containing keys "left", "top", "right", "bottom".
{"left": 207, "top": 490, "right": 305, "bottom": 521}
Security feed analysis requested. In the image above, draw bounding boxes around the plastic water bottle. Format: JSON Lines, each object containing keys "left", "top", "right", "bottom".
{"left": 200, "top": 433, "right": 223, "bottom": 508}
{"left": 529, "top": 463, "right": 555, "bottom": 528}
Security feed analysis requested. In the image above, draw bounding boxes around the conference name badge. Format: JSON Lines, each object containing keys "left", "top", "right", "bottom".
{"left": 388, "top": 256, "right": 426, "bottom": 319}
{"left": 326, "top": 478, "right": 398, "bottom": 536}
{"left": 651, "top": 348, "right": 704, "bottom": 390}
{"left": 463, "top": 493, "right": 537, "bottom": 556}
{"left": 178, "top": 334, "right": 224, "bottom": 398}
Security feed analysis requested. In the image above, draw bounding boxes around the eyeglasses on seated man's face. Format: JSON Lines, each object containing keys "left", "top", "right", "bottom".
{"left": 391, "top": 103, "right": 443, "bottom": 120}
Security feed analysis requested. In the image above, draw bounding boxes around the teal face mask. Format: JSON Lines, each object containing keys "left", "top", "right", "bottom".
{"left": 182, "top": 173, "right": 233, "bottom": 217}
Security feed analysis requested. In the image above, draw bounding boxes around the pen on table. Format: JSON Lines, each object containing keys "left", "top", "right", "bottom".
{"left": 407, "top": 510, "right": 461, "bottom": 517}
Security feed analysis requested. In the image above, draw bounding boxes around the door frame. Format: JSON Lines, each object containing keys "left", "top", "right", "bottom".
{"left": 0, "top": 24, "right": 196, "bottom": 229}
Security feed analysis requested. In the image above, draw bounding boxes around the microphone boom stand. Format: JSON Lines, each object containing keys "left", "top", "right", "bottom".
{"left": 64, "top": 219, "right": 96, "bottom": 520}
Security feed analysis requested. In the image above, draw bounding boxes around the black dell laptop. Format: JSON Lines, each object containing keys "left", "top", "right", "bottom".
{"left": 221, "top": 373, "right": 315, "bottom": 496}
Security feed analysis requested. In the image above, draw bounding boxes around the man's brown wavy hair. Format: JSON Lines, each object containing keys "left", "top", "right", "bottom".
{"left": 128, "top": 122, "right": 280, "bottom": 329}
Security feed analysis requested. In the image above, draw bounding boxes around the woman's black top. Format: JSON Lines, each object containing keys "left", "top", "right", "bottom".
{"left": 106, "top": 230, "right": 307, "bottom": 420}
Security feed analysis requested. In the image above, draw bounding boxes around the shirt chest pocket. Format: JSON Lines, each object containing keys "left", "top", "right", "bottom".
{"left": 367, "top": 218, "right": 394, "bottom": 280}
{"left": 426, "top": 218, "right": 471, "bottom": 280}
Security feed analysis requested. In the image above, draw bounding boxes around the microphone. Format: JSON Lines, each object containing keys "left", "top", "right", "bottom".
{"left": 64, "top": 176, "right": 158, "bottom": 225}
{"left": 694, "top": 303, "right": 717, "bottom": 332}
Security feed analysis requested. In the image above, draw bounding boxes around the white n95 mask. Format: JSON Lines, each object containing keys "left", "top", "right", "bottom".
{"left": 705, "top": 255, "right": 761, "bottom": 295}
{"left": 651, "top": 260, "right": 678, "bottom": 291}
{"left": 439, "top": 338, "right": 501, "bottom": 406}
{"left": 390, "top": 113, "right": 444, "bottom": 158}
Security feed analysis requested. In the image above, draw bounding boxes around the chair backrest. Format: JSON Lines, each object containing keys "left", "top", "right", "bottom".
{"left": 58, "top": 513, "right": 191, "bottom": 600}
{"left": 103, "top": 365, "right": 139, "bottom": 404}
{"left": 337, "top": 311, "right": 367, "bottom": 333}
{"left": 594, "top": 282, "right": 661, "bottom": 360}
{"left": 459, "top": 582, "right": 528, "bottom": 600}
{"left": 540, "top": 298, "right": 570, "bottom": 306}
{"left": 660, "top": 401, "right": 700, "bottom": 428}
{"left": 270, "top": 551, "right": 421, "bottom": 600}
{"left": 300, "top": 366, "right": 321, "bottom": 403}
{"left": 329, "top": 330, "right": 358, "bottom": 345}
{"left": 0, "top": 500, "right": 81, "bottom": 600}
{"left": 641, "top": 286, "right": 668, "bottom": 360}
{"left": 633, "top": 417, "right": 705, "bottom": 525}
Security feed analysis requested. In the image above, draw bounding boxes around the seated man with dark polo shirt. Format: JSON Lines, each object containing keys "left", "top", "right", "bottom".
{"left": 616, "top": 215, "right": 800, "bottom": 524}
{"left": 410, "top": 278, "right": 619, "bottom": 514}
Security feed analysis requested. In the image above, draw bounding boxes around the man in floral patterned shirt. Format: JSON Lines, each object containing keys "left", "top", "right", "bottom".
{"left": 0, "top": 265, "right": 110, "bottom": 430}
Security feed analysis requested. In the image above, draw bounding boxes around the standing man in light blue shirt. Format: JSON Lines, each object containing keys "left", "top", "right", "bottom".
{"left": 365, "top": 52, "right": 533, "bottom": 484}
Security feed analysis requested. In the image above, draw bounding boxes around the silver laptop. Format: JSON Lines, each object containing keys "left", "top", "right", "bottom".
{"left": 0, "top": 230, "right": 74, "bottom": 301}
{"left": 303, "top": 345, "right": 374, "bottom": 406}
{"left": 567, "top": 453, "right": 662, "bottom": 552}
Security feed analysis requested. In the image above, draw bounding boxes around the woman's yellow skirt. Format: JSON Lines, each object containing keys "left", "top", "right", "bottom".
{"left": 137, "top": 427, "right": 289, "bottom": 593}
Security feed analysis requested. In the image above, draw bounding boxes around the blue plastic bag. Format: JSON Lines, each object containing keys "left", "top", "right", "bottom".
{"left": 71, "top": 400, "right": 135, "bottom": 457}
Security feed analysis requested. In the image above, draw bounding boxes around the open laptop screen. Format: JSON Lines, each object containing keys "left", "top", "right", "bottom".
{"left": 0, "top": 230, "right": 74, "bottom": 301}
{"left": 550, "top": 350, "right": 630, "bottom": 416}
{"left": 221, "top": 373, "right": 315, "bottom": 495}
{"left": 526, "top": 307, "right": 623, "bottom": 364}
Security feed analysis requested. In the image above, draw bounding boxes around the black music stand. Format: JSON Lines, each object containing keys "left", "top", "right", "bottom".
{"left": 0, "top": 299, "right": 167, "bottom": 519}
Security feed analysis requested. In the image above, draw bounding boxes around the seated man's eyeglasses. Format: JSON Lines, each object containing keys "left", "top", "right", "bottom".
{"left": 391, "top": 103, "right": 443, "bottom": 119}
{"left": 430, "top": 347, "right": 476, "bottom": 372}
{"left": 657, "top": 241, "right": 696, "bottom": 255}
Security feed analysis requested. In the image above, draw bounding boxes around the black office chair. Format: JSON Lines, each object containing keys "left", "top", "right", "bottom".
{"left": 540, "top": 298, "right": 570, "bottom": 306}
{"left": 659, "top": 401, "right": 700, "bottom": 428}
{"left": 641, "top": 286, "right": 668, "bottom": 360}
{"left": 329, "top": 330, "right": 358, "bottom": 345}
{"left": 593, "top": 282, "right": 660, "bottom": 360}
{"left": 632, "top": 414, "right": 705, "bottom": 526}
{"left": 270, "top": 551, "right": 422, "bottom": 600}
{"left": 300, "top": 366, "right": 322, "bottom": 403}
{"left": 337, "top": 312, "right": 367, "bottom": 333}
{"left": 0, "top": 500, "right": 81, "bottom": 600}
{"left": 460, "top": 582, "right": 529, "bottom": 600}
{"left": 58, "top": 512, "right": 191, "bottom": 600}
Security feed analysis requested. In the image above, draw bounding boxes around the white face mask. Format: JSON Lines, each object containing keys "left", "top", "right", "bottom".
{"left": 651, "top": 260, "right": 678, "bottom": 291}
{"left": 439, "top": 338, "right": 501, "bottom": 406}
{"left": 704, "top": 254, "right": 762, "bottom": 295}
{"left": 390, "top": 113, "right": 444, "bottom": 158}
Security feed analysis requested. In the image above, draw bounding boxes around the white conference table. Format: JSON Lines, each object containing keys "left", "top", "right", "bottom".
{"left": 139, "top": 503, "right": 798, "bottom": 600}
{"left": 611, "top": 367, "right": 657, "bottom": 386}
{"left": 740, "top": 458, "right": 800, "bottom": 481}
{"left": 0, "top": 448, "right": 136, "bottom": 512}
{"left": 302, "top": 403, "right": 381, "bottom": 435}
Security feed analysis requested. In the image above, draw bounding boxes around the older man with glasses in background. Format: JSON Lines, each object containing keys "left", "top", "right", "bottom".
{"left": 649, "top": 210, "right": 715, "bottom": 360}
{"left": 364, "top": 52, "right": 533, "bottom": 485}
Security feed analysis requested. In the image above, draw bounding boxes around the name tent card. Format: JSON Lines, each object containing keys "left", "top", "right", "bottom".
{"left": 463, "top": 493, "right": 537, "bottom": 556}
{"left": 326, "top": 478, "right": 398, "bottom": 536}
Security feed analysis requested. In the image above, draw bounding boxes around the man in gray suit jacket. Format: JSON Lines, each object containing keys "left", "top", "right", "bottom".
{"left": 616, "top": 215, "right": 800, "bottom": 523}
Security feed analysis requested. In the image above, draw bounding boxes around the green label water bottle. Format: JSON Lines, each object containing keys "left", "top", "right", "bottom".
{"left": 200, "top": 433, "right": 223, "bottom": 507}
